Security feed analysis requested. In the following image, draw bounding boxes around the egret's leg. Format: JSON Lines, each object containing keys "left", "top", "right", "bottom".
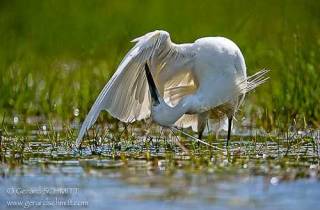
{"left": 197, "top": 130, "right": 204, "bottom": 147}
{"left": 197, "top": 112, "right": 208, "bottom": 140}
{"left": 198, "top": 132, "right": 203, "bottom": 140}
{"left": 227, "top": 117, "right": 232, "bottom": 146}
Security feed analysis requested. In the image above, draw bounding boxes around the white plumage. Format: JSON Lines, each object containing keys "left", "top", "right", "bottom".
{"left": 76, "top": 30, "right": 268, "bottom": 147}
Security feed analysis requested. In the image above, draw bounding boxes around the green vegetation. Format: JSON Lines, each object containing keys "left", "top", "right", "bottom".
{"left": 1, "top": 120, "right": 319, "bottom": 181}
{"left": 0, "top": 0, "right": 319, "bottom": 130}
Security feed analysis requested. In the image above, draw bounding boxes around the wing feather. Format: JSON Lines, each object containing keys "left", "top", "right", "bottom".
{"left": 76, "top": 30, "right": 194, "bottom": 146}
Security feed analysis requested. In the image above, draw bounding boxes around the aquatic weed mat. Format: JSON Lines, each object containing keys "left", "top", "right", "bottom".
{"left": 0, "top": 123, "right": 319, "bottom": 181}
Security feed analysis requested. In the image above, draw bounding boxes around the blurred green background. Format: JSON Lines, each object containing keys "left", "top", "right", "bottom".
{"left": 0, "top": 0, "right": 319, "bottom": 130}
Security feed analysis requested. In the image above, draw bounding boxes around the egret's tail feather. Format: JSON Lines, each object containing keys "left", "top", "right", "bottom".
{"left": 240, "top": 69, "right": 269, "bottom": 94}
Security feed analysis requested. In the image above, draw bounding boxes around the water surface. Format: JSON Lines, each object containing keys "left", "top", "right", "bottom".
{"left": 0, "top": 126, "right": 319, "bottom": 210}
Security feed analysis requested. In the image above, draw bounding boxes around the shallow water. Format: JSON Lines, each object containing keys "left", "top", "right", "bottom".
{"left": 1, "top": 160, "right": 320, "bottom": 210}
{"left": 0, "top": 126, "right": 319, "bottom": 210}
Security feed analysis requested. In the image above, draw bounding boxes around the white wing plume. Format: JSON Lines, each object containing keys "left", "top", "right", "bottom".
{"left": 76, "top": 30, "right": 195, "bottom": 146}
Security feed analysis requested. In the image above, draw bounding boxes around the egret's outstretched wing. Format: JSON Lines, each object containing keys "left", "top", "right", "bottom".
{"left": 163, "top": 71, "right": 197, "bottom": 105}
{"left": 76, "top": 30, "right": 194, "bottom": 146}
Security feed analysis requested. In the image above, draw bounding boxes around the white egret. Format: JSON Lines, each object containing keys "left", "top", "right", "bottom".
{"left": 76, "top": 30, "right": 268, "bottom": 147}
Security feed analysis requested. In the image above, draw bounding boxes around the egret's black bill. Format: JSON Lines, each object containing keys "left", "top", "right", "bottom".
{"left": 145, "top": 63, "right": 160, "bottom": 106}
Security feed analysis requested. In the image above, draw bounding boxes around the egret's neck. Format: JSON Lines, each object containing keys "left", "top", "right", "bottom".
{"left": 151, "top": 98, "right": 189, "bottom": 127}
{"left": 144, "top": 61, "right": 193, "bottom": 127}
